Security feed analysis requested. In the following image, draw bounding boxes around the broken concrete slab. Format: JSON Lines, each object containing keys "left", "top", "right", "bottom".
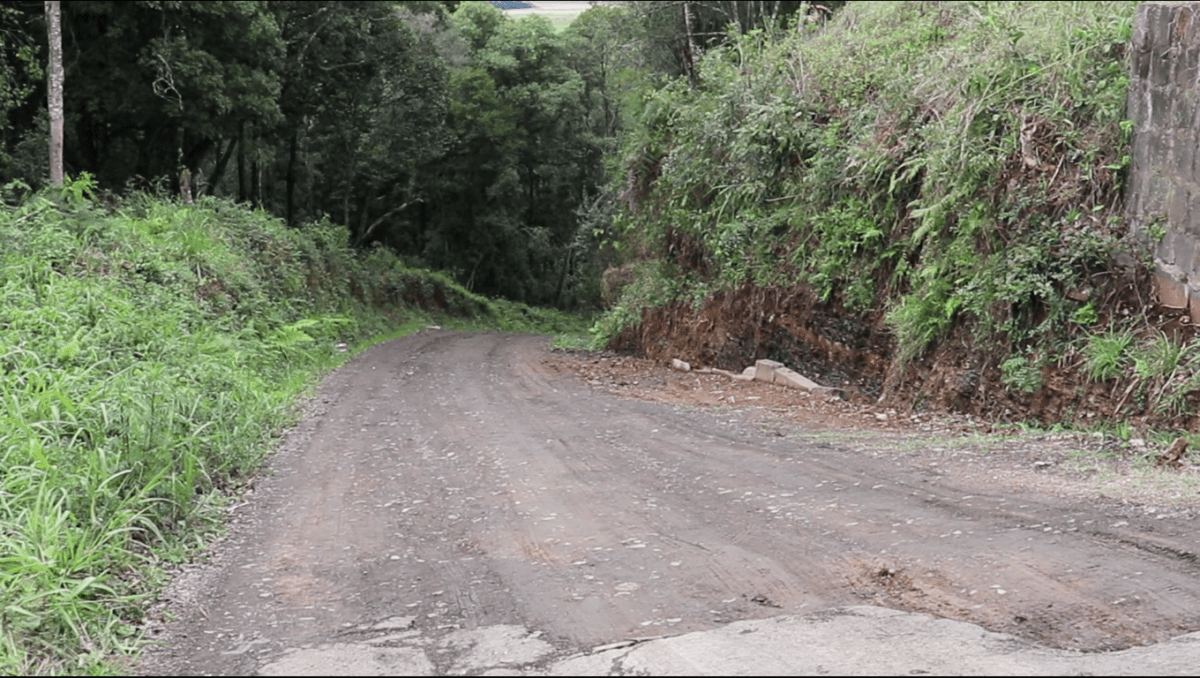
{"left": 754, "top": 359, "right": 783, "bottom": 383}
{"left": 712, "top": 368, "right": 753, "bottom": 381}
{"left": 773, "top": 366, "right": 820, "bottom": 390}
{"left": 548, "top": 605, "right": 1200, "bottom": 676}
{"left": 748, "top": 360, "right": 846, "bottom": 399}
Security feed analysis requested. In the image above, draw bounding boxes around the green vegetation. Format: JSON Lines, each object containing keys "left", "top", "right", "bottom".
{"left": 1, "top": 1, "right": 613, "bottom": 309}
{"left": 585, "top": 1, "right": 1200, "bottom": 429}
{"left": 0, "top": 177, "right": 582, "bottom": 674}
{"left": 4, "top": 0, "right": 1200, "bottom": 669}
{"left": 600, "top": 1, "right": 1139, "bottom": 359}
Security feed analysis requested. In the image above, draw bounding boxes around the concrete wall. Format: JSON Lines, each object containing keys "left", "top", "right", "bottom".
{"left": 1126, "top": 1, "right": 1200, "bottom": 320}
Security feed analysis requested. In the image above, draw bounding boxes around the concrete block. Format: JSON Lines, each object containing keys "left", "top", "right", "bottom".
{"left": 1189, "top": 284, "right": 1200, "bottom": 323}
{"left": 1176, "top": 233, "right": 1197, "bottom": 274}
{"left": 1151, "top": 9, "right": 1176, "bottom": 89}
{"left": 1155, "top": 268, "right": 1189, "bottom": 309}
{"left": 1168, "top": 186, "right": 1191, "bottom": 227}
{"left": 1174, "top": 132, "right": 1194, "bottom": 175}
{"left": 764, "top": 365, "right": 847, "bottom": 399}
{"left": 1177, "top": 46, "right": 1200, "bottom": 90}
{"left": 754, "top": 359, "right": 783, "bottom": 384}
{"left": 1184, "top": 5, "right": 1200, "bottom": 47}
{"left": 773, "top": 366, "right": 821, "bottom": 391}
{"left": 713, "top": 368, "right": 753, "bottom": 381}
{"left": 1126, "top": 86, "right": 1144, "bottom": 132}
{"left": 1152, "top": 52, "right": 1173, "bottom": 90}
{"left": 1187, "top": 194, "right": 1200, "bottom": 235}
{"left": 1155, "top": 229, "right": 1175, "bottom": 263}
{"left": 1126, "top": 141, "right": 1150, "bottom": 216}
{"left": 1134, "top": 3, "right": 1153, "bottom": 53}
{"left": 1134, "top": 41, "right": 1152, "bottom": 86}
{"left": 1151, "top": 87, "right": 1175, "bottom": 129}
{"left": 1172, "top": 88, "right": 1196, "bottom": 130}
{"left": 1145, "top": 174, "right": 1169, "bottom": 216}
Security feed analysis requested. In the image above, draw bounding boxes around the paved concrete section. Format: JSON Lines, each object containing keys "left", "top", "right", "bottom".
{"left": 250, "top": 606, "right": 1200, "bottom": 676}
{"left": 258, "top": 644, "right": 434, "bottom": 676}
{"left": 548, "top": 606, "right": 1200, "bottom": 676}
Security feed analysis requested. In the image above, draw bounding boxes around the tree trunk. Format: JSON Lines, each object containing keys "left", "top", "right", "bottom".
{"left": 206, "top": 137, "right": 238, "bottom": 196}
{"left": 356, "top": 188, "right": 371, "bottom": 243}
{"left": 237, "top": 122, "right": 247, "bottom": 202}
{"left": 285, "top": 125, "right": 298, "bottom": 227}
{"left": 251, "top": 157, "right": 261, "bottom": 209}
{"left": 553, "top": 247, "right": 572, "bottom": 309}
{"left": 46, "top": 0, "right": 63, "bottom": 186}
{"left": 682, "top": 2, "right": 700, "bottom": 86}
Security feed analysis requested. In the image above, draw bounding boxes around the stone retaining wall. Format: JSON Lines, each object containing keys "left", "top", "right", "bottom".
{"left": 1127, "top": 1, "right": 1200, "bottom": 320}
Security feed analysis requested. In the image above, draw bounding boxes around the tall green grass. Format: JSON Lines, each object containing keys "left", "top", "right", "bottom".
{"left": 0, "top": 176, "right": 586, "bottom": 673}
{"left": 601, "top": 1, "right": 1139, "bottom": 366}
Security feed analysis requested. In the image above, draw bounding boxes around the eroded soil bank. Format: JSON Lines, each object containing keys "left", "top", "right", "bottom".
{"left": 138, "top": 331, "right": 1200, "bottom": 675}
{"left": 612, "top": 281, "right": 1200, "bottom": 434}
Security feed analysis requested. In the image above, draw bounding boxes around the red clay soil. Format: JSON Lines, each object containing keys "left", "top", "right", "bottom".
{"left": 611, "top": 279, "right": 1200, "bottom": 435}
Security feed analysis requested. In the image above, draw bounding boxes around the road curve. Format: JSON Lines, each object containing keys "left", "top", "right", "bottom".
{"left": 139, "top": 330, "right": 1200, "bottom": 675}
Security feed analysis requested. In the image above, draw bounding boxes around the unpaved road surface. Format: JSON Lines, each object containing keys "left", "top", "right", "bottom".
{"left": 138, "top": 330, "right": 1200, "bottom": 675}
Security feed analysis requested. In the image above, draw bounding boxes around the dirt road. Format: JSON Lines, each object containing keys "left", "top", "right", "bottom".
{"left": 138, "top": 330, "right": 1200, "bottom": 675}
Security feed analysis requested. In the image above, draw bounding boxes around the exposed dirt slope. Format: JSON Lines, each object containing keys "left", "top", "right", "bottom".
{"left": 612, "top": 280, "right": 1200, "bottom": 433}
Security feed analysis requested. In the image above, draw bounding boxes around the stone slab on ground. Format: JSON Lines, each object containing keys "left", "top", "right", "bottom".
{"left": 752, "top": 359, "right": 844, "bottom": 398}
{"left": 773, "top": 365, "right": 820, "bottom": 390}
{"left": 753, "top": 359, "right": 783, "bottom": 383}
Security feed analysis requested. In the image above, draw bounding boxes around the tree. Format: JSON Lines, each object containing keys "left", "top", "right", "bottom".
{"left": 56, "top": 1, "right": 283, "bottom": 190}
{"left": 407, "top": 5, "right": 599, "bottom": 306}
{"left": 45, "top": 0, "right": 61, "bottom": 185}
{"left": 1, "top": 3, "right": 47, "bottom": 187}
{"left": 262, "top": 1, "right": 449, "bottom": 231}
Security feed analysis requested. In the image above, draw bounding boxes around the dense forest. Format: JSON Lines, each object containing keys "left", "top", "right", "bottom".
{"left": 1, "top": 0, "right": 830, "bottom": 308}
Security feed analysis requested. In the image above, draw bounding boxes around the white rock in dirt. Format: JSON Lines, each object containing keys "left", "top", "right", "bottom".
{"left": 672, "top": 358, "right": 692, "bottom": 372}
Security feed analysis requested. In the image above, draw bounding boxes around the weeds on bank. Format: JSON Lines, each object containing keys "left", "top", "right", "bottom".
{"left": 595, "top": 1, "right": 1187, "bottom": 415}
{"left": 0, "top": 182, "right": 357, "bottom": 672}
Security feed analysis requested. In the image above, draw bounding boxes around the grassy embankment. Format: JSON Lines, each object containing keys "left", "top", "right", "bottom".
{"left": 595, "top": 2, "right": 1200, "bottom": 435}
{"left": 0, "top": 178, "right": 587, "bottom": 674}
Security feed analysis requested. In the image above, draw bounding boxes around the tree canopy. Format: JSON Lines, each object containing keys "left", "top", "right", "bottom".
{"left": 0, "top": 0, "right": 838, "bottom": 309}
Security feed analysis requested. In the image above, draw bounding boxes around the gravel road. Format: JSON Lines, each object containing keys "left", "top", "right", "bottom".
{"left": 137, "top": 330, "right": 1200, "bottom": 675}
